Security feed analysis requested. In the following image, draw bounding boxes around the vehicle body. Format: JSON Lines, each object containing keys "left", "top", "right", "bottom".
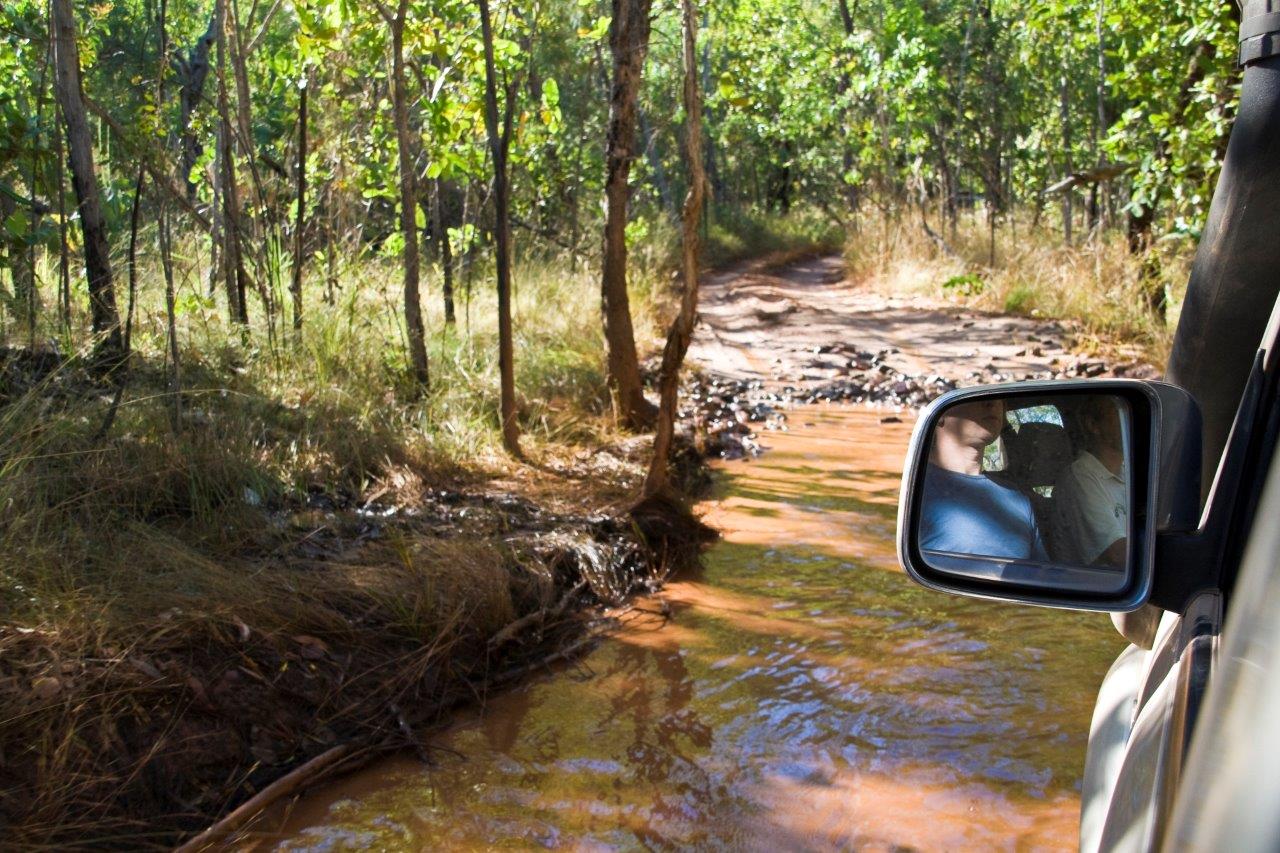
{"left": 896, "top": 3, "right": 1280, "bottom": 850}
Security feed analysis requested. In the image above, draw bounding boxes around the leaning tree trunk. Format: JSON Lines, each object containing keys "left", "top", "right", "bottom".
{"left": 643, "top": 0, "right": 705, "bottom": 498}
{"left": 601, "top": 0, "right": 658, "bottom": 430}
{"left": 478, "top": 0, "right": 520, "bottom": 456}
{"left": 51, "top": 0, "right": 122, "bottom": 360}
{"left": 388, "top": 0, "right": 429, "bottom": 388}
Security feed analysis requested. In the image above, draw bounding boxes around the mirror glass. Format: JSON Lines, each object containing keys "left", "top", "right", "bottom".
{"left": 915, "top": 393, "right": 1132, "bottom": 591}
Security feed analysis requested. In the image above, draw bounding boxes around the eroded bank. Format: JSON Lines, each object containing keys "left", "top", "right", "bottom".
{"left": 241, "top": 408, "right": 1123, "bottom": 851}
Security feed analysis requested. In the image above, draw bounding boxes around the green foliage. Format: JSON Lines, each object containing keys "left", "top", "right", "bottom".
{"left": 703, "top": 206, "right": 844, "bottom": 268}
{"left": 0, "top": 0, "right": 1237, "bottom": 321}
{"left": 942, "top": 273, "right": 986, "bottom": 298}
{"left": 0, "top": 0, "right": 1236, "bottom": 400}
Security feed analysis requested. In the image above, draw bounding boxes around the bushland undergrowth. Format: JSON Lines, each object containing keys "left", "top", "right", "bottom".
{"left": 0, "top": 208, "right": 829, "bottom": 848}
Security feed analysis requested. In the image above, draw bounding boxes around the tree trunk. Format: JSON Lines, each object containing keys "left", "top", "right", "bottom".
{"left": 53, "top": 81, "right": 71, "bottom": 334}
{"left": 643, "top": 0, "right": 705, "bottom": 498}
{"left": 980, "top": 0, "right": 1001, "bottom": 266}
{"left": 218, "top": 121, "right": 247, "bottom": 324}
{"left": 698, "top": 9, "right": 722, "bottom": 205}
{"left": 431, "top": 179, "right": 456, "bottom": 325}
{"left": 51, "top": 0, "right": 122, "bottom": 360}
{"left": 207, "top": 97, "right": 224, "bottom": 300}
{"left": 638, "top": 108, "right": 673, "bottom": 213}
{"left": 215, "top": 0, "right": 248, "bottom": 325}
{"left": 125, "top": 166, "right": 145, "bottom": 354}
{"left": 21, "top": 50, "right": 47, "bottom": 345}
{"left": 836, "top": 0, "right": 859, "bottom": 214}
{"left": 601, "top": 0, "right": 658, "bottom": 430}
{"left": 176, "top": 13, "right": 217, "bottom": 198}
{"left": 388, "top": 1, "right": 429, "bottom": 387}
{"left": 324, "top": 183, "right": 338, "bottom": 305}
{"left": 478, "top": 0, "right": 521, "bottom": 456}
{"left": 948, "top": 0, "right": 979, "bottom": 239}
{"left": 0, "top": 190, "right": 15, "bottom": 319}
{"left": 1089, "top": 0, "right": 1105, "bottom": 234}
{"left": 1127, "top": 202, "right": 1164, "bottom": 321}
{"left": 291, "top": 71, "right": 307, "bottom": 333}
{"left": 1059, "top": 74, "right": 1074, "bottom": 245}
{"left": 228, "top": 0, "right": 263, "bottom": 202}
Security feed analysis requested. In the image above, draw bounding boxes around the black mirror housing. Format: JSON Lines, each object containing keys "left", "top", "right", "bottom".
{"left": 897, "top": 379, "right": 1200, "bottom": 612}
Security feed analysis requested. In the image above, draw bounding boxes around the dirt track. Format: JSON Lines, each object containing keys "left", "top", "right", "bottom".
{"left": 687, "top": 253, "right": 1150, "bottom": 390}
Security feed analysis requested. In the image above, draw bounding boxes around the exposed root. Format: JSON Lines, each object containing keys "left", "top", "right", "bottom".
{"left": 629, "top": 488, "right": 719, "bottom": 578}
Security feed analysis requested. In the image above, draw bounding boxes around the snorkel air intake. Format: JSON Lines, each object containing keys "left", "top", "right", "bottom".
{"left": 1167, "top": 0, "right": 1280, "bottom": 497}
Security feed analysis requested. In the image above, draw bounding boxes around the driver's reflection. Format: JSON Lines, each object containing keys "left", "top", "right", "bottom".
{"left": 920, "top": 399, "right": 1049, "bottom": 561}
{"left": 1052, "top": 397, "right": 1128, "bottom": 566}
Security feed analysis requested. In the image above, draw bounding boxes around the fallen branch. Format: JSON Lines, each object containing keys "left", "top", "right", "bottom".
{"left": 488, "top": 632, "right": 599, "bottom": 688}
{"left": 174, "top": 744, "right": 361, "bottom": 852}
{"left": 487, "top": 579, "right": 587, "bottom": 650}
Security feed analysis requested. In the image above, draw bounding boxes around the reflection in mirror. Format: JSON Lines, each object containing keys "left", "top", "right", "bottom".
{"left": 918, "top": 394, "right": 1130, "bottom": 575}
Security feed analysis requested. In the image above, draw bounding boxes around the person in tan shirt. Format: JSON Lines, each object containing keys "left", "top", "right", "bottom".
{"left": 1053, "top": 397, "right": 1128, "bottom": 567}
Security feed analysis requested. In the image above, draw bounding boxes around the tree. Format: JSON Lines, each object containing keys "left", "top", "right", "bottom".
{"left": 51, "top": 0, "right": 122, "bottom": 361}
{"left": 214, "top": 0, "right": 249, "bottom": 325}
{"left": 478, "top": 0, "right": 521, "bottom": 456}
{"left": 291, "top": 70, "right": 308, "bottom": 333}
{"left": 379, "top": 0, "right": 430, "bottom": 388}
{"left": 643, "top": 0, "right": 704, "bottom": 498}
{"left": 430, "top": 179, "right": 456, "bottom": 325}
{"left": 601, "top": 0, "right": 658, "bottom": 430}
{"left": 175, "top": 13, "right": 217, "bottom": 198}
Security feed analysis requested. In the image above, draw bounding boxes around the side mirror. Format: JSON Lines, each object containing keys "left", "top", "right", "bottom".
{"left": 897, "top": 380, "right": 1200, "bottom": 612}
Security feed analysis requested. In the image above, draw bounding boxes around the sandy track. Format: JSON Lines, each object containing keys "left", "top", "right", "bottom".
{"left": 687, "top": 253, "right": 1139, "bottom": 389}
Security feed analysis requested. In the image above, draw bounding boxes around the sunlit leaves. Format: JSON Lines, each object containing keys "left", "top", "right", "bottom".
{"left": 578, "top": 14, "right": 611, "bottom": 41}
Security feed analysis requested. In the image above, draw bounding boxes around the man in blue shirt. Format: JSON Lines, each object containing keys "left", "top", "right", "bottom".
{"left": 919, "top": 398, "right": 1049, "bottom": 562}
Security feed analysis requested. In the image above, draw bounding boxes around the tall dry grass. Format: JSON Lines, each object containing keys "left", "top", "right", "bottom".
{"left": 0, "top": 352, "right": 581, "bottom": 845}
{"left": 0, "top": 242, "right": 653, "bottom": 845}
{"left": 844, "top": 210, "right": 1192, "bottom": 365}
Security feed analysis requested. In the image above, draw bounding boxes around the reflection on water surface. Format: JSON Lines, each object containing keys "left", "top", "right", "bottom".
{"left": 246, "top": 409, "right": 1122, "bottom": 851}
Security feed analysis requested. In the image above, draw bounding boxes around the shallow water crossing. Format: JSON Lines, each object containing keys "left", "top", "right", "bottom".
{"left": 251, "top": 409, "right": 1123, "bottom": 851}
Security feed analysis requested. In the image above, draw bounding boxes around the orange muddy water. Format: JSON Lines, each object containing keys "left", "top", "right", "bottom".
{"left": 243, "top": 408, "right": 1123, "bottom": 851}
